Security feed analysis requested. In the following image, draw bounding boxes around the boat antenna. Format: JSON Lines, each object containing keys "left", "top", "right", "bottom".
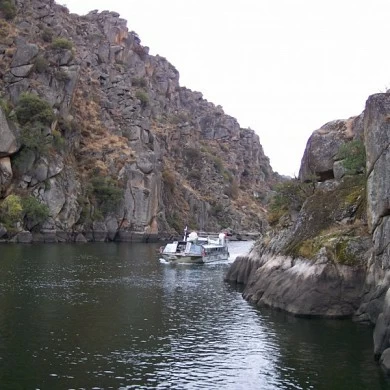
{"left": 183, "top": 226, "right": 188, "bottom": 241}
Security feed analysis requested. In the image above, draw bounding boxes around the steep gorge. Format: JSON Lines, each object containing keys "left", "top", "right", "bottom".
{"left": 0, "top": 0, "right": 277, "bottom": 242}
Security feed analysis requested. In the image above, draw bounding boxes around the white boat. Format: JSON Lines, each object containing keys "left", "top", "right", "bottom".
{"left": 160, "top": 230, "right": 229, "bottom": 264}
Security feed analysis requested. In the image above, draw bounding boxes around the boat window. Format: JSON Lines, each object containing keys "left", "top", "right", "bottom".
{"left": 190, "top": 244, "right": 202, "bottom": 255}
{"left": 163, "top": 242, "right": 178, "bottom": 253}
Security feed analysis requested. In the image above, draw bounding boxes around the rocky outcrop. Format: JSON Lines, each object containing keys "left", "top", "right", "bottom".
{"left": 299, "top": 115, "right": 364, "bottom": 182}
{"left": 0, "top": 0, "right": 276, "bottom": 242}
{"left": 352, "top": 94, "right": 390, "bottom": 365}
{"left": 226, "top": 172, "right": 371, "bottom": 317}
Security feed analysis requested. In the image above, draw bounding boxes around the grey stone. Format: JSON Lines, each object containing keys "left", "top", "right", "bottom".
{"left": 17, "top": 231, "right": 33, "bottom": 243}
{"left": 75, "top": 233, "right": 87, "bottom": 243}
{"left": 11, "top": 43, "right": 38, "bottom": 67}
{"left": 0, "top": 108, "right": 18, "bottom": 157}
{"left": 0, "top": 223, "right": 7, "bottom": 238}
{"left": 10, "top": 64, "right": 34, "bottom": 77}
{"left": 0, "top": 157, "right": 12, "bottom": 193}
{"left": 333, "top": 160, "right": 346, "bottom": 180}
{"left": 380, "top": 348, "right": 390, "bottom": 374}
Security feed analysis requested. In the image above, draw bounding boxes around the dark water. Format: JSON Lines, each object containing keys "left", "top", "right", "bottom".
{"left": 0, "top": 242, "right": 388, "bottom": 390}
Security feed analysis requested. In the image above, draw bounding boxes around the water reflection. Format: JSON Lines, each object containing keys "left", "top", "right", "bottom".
{"left": 0, "top": 242, "right": 388, "bottom": 389}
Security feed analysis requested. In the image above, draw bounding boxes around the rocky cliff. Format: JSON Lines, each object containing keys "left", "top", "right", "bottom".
{"left": 0, "top": 0, "right": 277, "bottom": 242}
{"left": 226, "top": 92, "right": 390, "bottom": 369}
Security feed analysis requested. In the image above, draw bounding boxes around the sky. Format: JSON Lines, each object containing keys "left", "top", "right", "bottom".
{"left": 64, "top": 0, "right": 390, "bottom": 177}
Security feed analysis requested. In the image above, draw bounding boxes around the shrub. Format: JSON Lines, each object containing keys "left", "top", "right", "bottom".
{"left": 166, "top": 211, "right": 182, "bottom": 233}
{"left": 41, "top": 28, "right": 53, "bottom": 43}
{"left": 11, "top": 148, "right": 35, "bottom": 175}
{"left": 188, "top": 169, "right": 201, "bottom": 181}
{"left": 162, "top": 169, "right": 175, "bottom": 193}
{"left": 34, "top": 55, "right": 49, "bottom": 73}
{"left": 0, "top": 97, "right": 11, "bottom": 116}
{"left": 15, "top": 93, "right": 54, "bottom": 126}
{"left": 213, "top": 156, "right": 224, "bottom": 173}
{"left": 20, "top": 123, "right": 50, "bottom": 154}
{"left": 185, "top": 147, "right": 201, "bottom": 161}
{"left": 0, "top": 0, "right": 17, "bottom": 20}
{"left": 337, "top": 139, "right": 366, "bottom": 173}
{"left": 54, "top": 69, "right": 70, "bottom": 82}
{"left": 51, "top": 37, "right": 73, "bottom": 50}
{"left": 135, "top": 90, "right": 149, "bottom": 106}
{"left": 52, "top": 129, "right": 65, "bottom": 151}
{"left": 211, "top": 202, "right": 223, "bottom": 216}
{"left": 90, "top": 176, "right": 123, "bottom": 215}
{"left": 0, "top": 194, "right": 22, "bottom": 229}
{"left": 267, "top": 179, "right": 314, "bottom": 225}
{"left": 132, "top": 77, "right": 147, "bottom": 87}
{"left": 21, "top": 196, "right": 49, "bottom": 228}
{"left": 224, "top": 179, "right": 239, "bottom": 199}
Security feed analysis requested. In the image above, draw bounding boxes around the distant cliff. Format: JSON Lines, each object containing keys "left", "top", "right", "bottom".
{"left": 0, "top": 0, "right": 277, "bottom": 242}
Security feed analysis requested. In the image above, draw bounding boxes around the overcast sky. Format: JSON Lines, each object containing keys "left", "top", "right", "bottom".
{"left": 64, "top": 0, "right": 390, "bottom": 176}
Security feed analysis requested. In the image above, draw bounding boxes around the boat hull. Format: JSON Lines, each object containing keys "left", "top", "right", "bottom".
{"left": 161, "top": 251, "right": 229, "bottom": 264}
{"left": 159, "top": 233, "right": 229, "bottom": 264}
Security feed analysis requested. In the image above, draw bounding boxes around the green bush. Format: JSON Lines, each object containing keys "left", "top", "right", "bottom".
{"left": 188, "top": 169, "right": 201, "bottom": 181}
{"left": 166, "top": 211, "right": 182, "bottom": 233}
{"left": 34, "top": 55, "right": 49, "bottom": 73}
{"left": 52, "top": 129, "right": 65, "bottom": 151}
{"left": 211, "top": 155, "right": 224, "bottom": 173}
{"left": 11, "top": 148, "right": 35, "bottom": 175}
{"left": 135, "top": 90, "right": 149, "bottom": 106}
{"left": 0, "top": 194, "right": 22, "bottom": 230}
{"left": 211, "top": 202, "right": 223, "bottom": 216}
{"left": 0, "top": 97, "right": 11, "bottom": 116}
{"left": 268, "top": 179, "right": 314, "bottom": 225}
{"left": 15, "top": 93, "right": 54, "bottom": 126}
{"left": 132, "top": 77, "right": 147, "bottom": 87}
{"left": 51, "top": 37, "right": 73, "bottom": 50}
{"left": 20, "top": 123, "right": 50, "bottom": 154}
{"left": 54, "top": 69, "right": 70, "bottom": 82}
{"left": 90, "top": 176, "right": 123, "bottom": 215}
{"left": 337, "top": 139, "right": 366, "bottom": 173}
{"left": 0, "top": 0, "right": 17, "bottom": 20}
{"left": 41, "top": 28, "right": 53, "bottom": 43}
{"left": 21, "top": 196, "right": 49, "bottom": 228}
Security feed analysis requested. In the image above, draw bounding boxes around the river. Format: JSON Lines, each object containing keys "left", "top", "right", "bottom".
{"left": 0, "top": 241, "right": 388, "bottom": 389}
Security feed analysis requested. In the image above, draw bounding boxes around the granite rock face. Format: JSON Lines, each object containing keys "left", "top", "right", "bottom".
{"left": 299, "top": 116, "right": 364, "bottom": 182}
{"left": 356, "top": 94, "right": 390, "bottom": 363}
{"left": 0, "top": 0, "right": 277, "bottom": 241}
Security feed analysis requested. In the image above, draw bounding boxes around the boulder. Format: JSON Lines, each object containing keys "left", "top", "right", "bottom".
{"left": 233, "top": 253, "right": 366, "bottom": 318}
{"left": 0, "top": 223, "right": 7, "bottom": 238}
{"left": 0, "top": 157, "right": 13, "bottom": 194}
{"left": 10, "top": 64, "right": 34, "bottom": 77}
{"left": 16, "top": 231, "right": 33, "bottom": 243}
{"left": 299, "top": 120, "right": 349, "bottom": 182}
{"left": 11, "top": 42, "right": 38, "bottom": 67}
{"left": 92, "top": 221, "right": 107, "bottom": 242}
{"left": 380, "top": 348, "right": 390, "bottom": 374}
{"left": 75, "top": 233, "right": 87, "bottom": 243}
{"left": 0, "top": 107, "right": 18, "bottom": 157}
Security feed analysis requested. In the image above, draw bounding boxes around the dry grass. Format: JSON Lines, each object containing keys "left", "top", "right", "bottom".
{"left": 73, "top": 85, "right": 135, "bottom": 176}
